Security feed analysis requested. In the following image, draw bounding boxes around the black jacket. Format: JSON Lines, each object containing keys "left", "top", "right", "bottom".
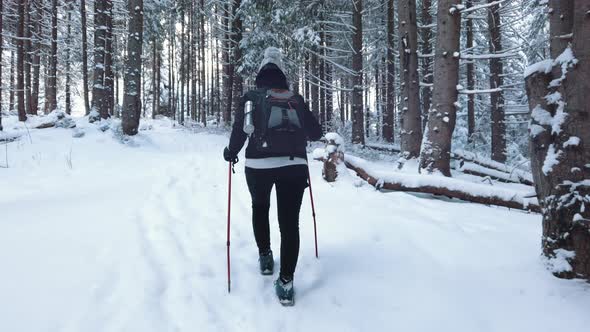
{"left": 228, "top": 92, "right": 322, "bottom": 160}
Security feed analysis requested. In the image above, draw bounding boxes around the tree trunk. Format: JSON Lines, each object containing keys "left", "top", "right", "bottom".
{"left": 399, "top": 0, "right": 422, "bottom": 159}
{"left": 230, "top": 0, "right": 243, "bottom": 122}
{"left": 65, "top": 0, "right": 73, "bottom": 115}
{"left": 24, "top": 0, "right": 32, "bottom": 115}
{"left": 420, "top": 0, "right": 433, "bottom": 130}
{"left": 104, "top": 0, "right": 114, "bottom": 116}
{"left": 16, "top": 0, "right": 26, "bottom": 122}
{"left": 325, "top": 31, "right": 333, "bottom": 128}
{"left": 90, "top": 0, "right": 106, "bottom": 121}
{"left": 351, "top": 0, "right": 365, "bottom": 145}
{"left": 121, "top": 0, "right": 144, "bottom": 136}
{"left": 80, "top": 0, "right": 90, "bottom": 115}
{"left": 9, "top": 50, "right": 15, "bottom": 113}
{"left": 221, "top": 2, "right": 232, "bottom": 125}
{"left": 0, "top": 0, "right": 3, "bottom": 131}
{"left": 180, "top": 5, "right": 185, "bottom": 125}
{"left": 30, "top": 0, "right": 41, "bottom": 116}
{"left": 466, "top": 0, "right": 475, "bottom": 143}
{"left": 419, "top": 0, "right": 462, "bottom": 176}
{"left": 44, "top": 0, "right": 58, "bottom": 114}
{"left": 383, "top": 0, "right": 395, "bottom": 143}
{"left": 200, "top": 0, "right": 207, "bottom": 126}
{"left": 319, "top": 24, "right": 326, "bottom": 127}
{"left": 525, "top": 0, "right": 590, "bottom": 280}
{"left": 488, "top": 0, "right": 506, "bottom": 163}
{"left": 311, "top": 52, "right": 319, "bottom": 119}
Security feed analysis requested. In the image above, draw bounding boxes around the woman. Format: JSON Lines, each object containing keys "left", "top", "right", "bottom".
{"left": 223, "top": 47, "right": 322, "bottom": 306}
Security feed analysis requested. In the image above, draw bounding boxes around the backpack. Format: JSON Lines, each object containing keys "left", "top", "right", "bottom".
{"left": 248, "top": 89, "right": 307, "bottom": 159}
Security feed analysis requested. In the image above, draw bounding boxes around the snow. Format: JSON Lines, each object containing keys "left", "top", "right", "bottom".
{"left": 1, "top": 115, "right": 590, "bottom": 332}
{"left": 524, "top": 59, "right": 553, "bottom": 78}
{"left": 563, "top": 136, "right": 580, "bottom": 148}
{"left": 542, "top": 144, "right": 562, "bottom": 175}
{"left": 324, "top": 132, "right": 344, "bottom": 146}
{"left": 546, "top": 249, "right": 576, "bottom": 274}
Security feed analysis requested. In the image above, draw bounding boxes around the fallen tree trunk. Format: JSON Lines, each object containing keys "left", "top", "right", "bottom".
{"left": 337, "top": 154, "right": 540, "bottom": 213}
{"left": 452, "top": 150, "right": 534, "bottom": 186}
{"left": 364, "top": 142, "right": 534, "bottom": 186}
{"left": 457, "top": 162, "right": 533, "bottom": 186}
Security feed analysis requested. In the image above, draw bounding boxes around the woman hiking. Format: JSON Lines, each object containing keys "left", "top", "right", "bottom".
{"left": 223, "top": 47, "right": 322, "bottom": 306}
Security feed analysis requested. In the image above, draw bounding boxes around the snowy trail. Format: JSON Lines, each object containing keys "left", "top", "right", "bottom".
{"left": 2, "top": 121, "right": 590, "bottom": 332}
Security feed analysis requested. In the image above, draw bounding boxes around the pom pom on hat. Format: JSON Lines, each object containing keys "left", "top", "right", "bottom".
{"left": 258, "top": 47, "right": 285, "bottom": 73}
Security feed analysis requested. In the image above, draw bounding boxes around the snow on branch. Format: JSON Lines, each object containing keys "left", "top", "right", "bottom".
{"left": 460, "top": 52, "right": 520, "bottom": 60}
{"left": 458, "top": 87, "right": 503, "bottom": 95}
{"left": 455, "top": 0, "right": 508, "bottom": 15}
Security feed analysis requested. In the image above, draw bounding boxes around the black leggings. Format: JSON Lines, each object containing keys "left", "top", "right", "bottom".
{"left": 245, "top": 165, "right": 308, "bottom": 279}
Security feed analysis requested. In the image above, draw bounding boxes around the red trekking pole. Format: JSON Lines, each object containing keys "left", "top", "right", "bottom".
{"left": 226, "top": 161, "right": 233, "bottom": 293}
{"left": 307, "top": 167, "right": 319, "bottom": 259}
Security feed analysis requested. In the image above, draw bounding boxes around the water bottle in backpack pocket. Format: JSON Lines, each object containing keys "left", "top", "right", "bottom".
{"left": 251, "top": 89, "right": 307, "bottom": 158}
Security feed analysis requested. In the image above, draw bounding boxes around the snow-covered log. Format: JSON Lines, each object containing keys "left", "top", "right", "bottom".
{"left": 452, "top": 150, "right": 534, "bottom": 186}
{"left": 344, "top": 155, "right": 540, "bottom": 213}
{"left": 364, "top": 143, "right": 534, "bottom": 186}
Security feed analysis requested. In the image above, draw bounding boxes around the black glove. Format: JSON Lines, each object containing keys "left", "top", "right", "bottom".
{"left": 223, "top": 147, "right": 239, "bottom": 164}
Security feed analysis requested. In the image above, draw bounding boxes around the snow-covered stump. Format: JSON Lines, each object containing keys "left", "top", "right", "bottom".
{"left": 322, "top": 133, "right": 345, "bottom": 182}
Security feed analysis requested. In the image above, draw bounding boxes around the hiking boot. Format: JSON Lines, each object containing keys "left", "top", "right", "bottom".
{"left": 259, "top": 251, "right": 274, "bottom": 275}
{"left": 274, "top": 277, "right": 295, "bottom": 306}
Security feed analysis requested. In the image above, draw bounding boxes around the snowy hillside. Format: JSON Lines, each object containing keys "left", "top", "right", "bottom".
{"left": 1, "top": 117, "right": 589, "bottom": 332}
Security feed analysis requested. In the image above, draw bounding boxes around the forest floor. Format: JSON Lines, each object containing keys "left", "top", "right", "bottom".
{"left": 1, "top": 115, "right": 590, "bottom": 332}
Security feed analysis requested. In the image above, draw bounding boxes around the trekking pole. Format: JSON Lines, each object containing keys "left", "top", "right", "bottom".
{"left": 307, "top": 167, "right": 319, "bottom": 259}
{"left": 226, "top": 161, "right": 233, "bottom": 293}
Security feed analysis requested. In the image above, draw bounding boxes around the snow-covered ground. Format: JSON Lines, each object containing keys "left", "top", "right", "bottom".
{"left": 1, "top": 115, "right": 589, "bottom": 332}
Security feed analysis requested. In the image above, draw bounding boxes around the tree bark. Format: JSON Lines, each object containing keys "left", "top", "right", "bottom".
{"left": 121, "top": 0, "right": 144, "bottom": 135}
{"left": 80, "top": 0, "right": 90, "bottom": 115}
{"left": 104, "top": 0, "right": 114, "bottom": 116}
{"left": 29, "top": 0, "right": 41, "bottom": 116}
{"left": 230, "top": 0, "right": 243, "bottom": 122}
{"left": 311, "top": 52, "right": 320, "bottom": 120}
{"left": 351, "top": 0, "right": 365, "bottom": 145}
{"left": 90, "top": 0, "right": 106, "bottom": 121}
{"left": 65, "top": 0, "right": 73, "bottom": 115}
{"left": 222, "top": 2, "right": 232, "bottom": 125}
{"left": 9, "top": 50, "right": 15, "bottom": 113}
{"left": 44, "top": 0, "right": 58, "bottom": 114}
{"left": 383, "top": 0, "right": 395, "bottom": 143}
{"left": 488, "top": 0, "right": 506, "bottom": 163}
{"left": 0, "top": 0, "right": 3, "bottom": 131}
{"left": 16, "top": 0, "right": 26, "bottom": 122}
{"left": 420, "top": 0, "right": 433, "bottom": 130}
{"left": 24, "top": 0, "right": 32, "bottom": 115}
{"left": 466, "top": 0, "right": 475, "bottom": 142}
{"left": 419, "top": 0, "right": 462, "bottom": 176}
{"left": 200, "top": 0, "right": 207, "bottom": 126}
{"left": 399, "top": 0, "right": 422, "bottom": 159}
{"left": 526, "top": 0, "right": 590, "bottom": 280}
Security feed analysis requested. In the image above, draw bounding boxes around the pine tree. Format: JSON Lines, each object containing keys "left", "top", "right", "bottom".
{"left": 383, "top": 0, "right": 395, "bottom": 143}
{"left": 80, "top": 0, "right": 90, "bottom": 115}
{"left": 122, "top": 0, "right": 144, "bottom": 135}
{"left": 488, "top": 0, "right": 506, "bottom": 163}
{"left": 399, "top": 0, "right": 422, "bottom": 159}
{"left": 44, "top": 0, "right": 58, "bottom": 114}
{"left": 351, "top": 0, "right": 365, "bottom": 145}
{"left": 525, "top": 0, "right": 590, "bottom": 280}
{"left": 419, "top": 0, "right": 462, "bottom": 176}
{"left": 16, "top": 0, "right": 26, "bottom": 122}
{"left": 0, "top": 0, "right": 3, "bottom": 131}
